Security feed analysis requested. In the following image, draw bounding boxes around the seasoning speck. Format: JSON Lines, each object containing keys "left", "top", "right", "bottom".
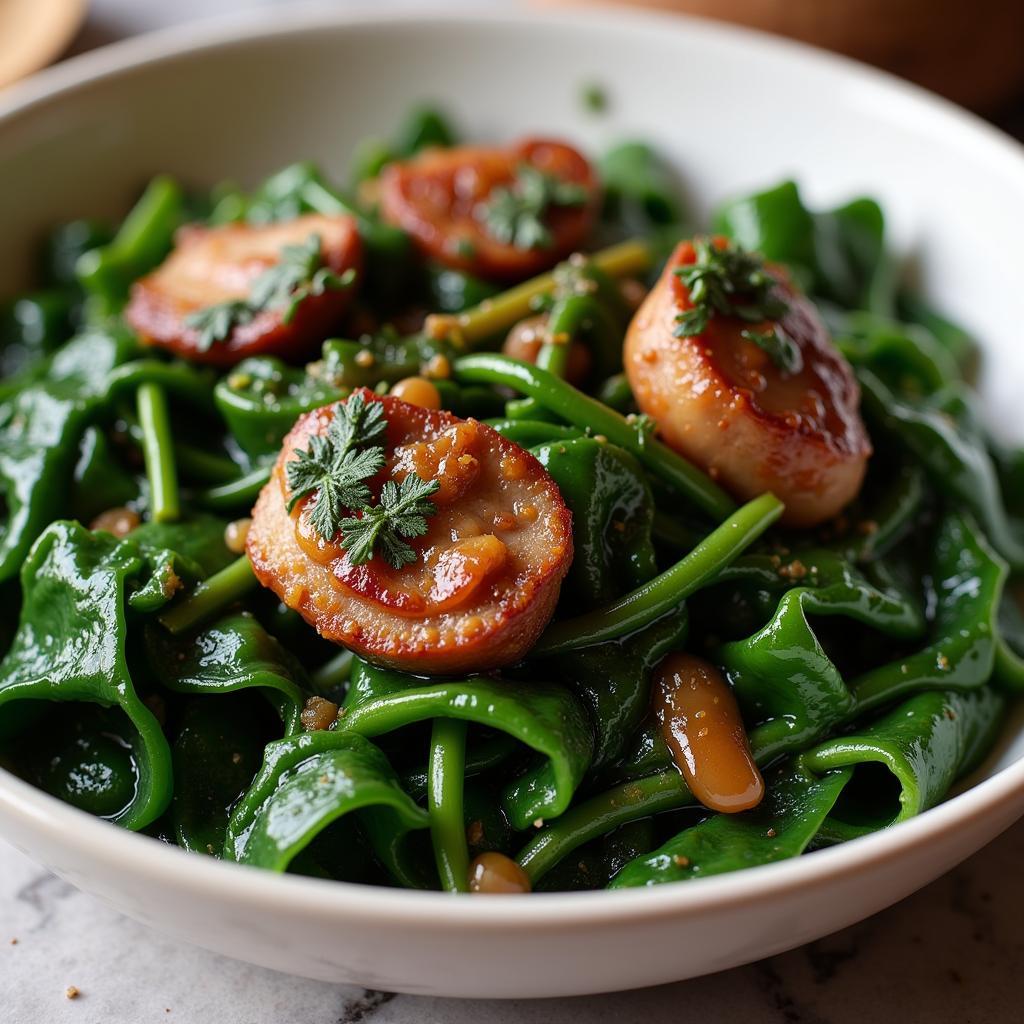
{"left": 66, "top": 986, "right": 80, "bottom": 1000}
{"left": 301, "top": 695, "right": 340, "bottom": 732}
{"left": 224, "top": 517, "right": 252, "bottom": 554}
{"left": 778, "top": 559, "right": 807, "bottom": 580}
{"left": 581, "top": 82, "right": 608, "bottom": 113}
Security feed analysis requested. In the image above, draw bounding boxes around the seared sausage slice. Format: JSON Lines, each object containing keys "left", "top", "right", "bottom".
{"left": 379, "top": 138, "right": 599, "bottom": 281}
{"left": 625, "top": 240, "right": 871, "bottom": 526}
{"left": 246, "top": 390, "right": 573, "bottom": 674}
{"left": 125, "top": 214, "right": 361, "bottom": 367}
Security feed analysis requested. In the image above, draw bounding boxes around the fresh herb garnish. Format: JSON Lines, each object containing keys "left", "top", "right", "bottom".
{"left": 628, "top": 412, "right": 658, "bottom": 445}
{"left": 186, "top": 300, "right": 255, "bottom": 351}
{"left": 186, "top": 233, "right": 356, "bottom": 351}
{"left": 480, "top": 164, "right": 589, "bottom": 251}
{"left": 340, "top": 473, "right": 441, "bottom": 569}
{"left": 285, "top": 392, "right": 387, "bottom": 541}
{"left": 673, "top": 238, "right": 791, "bottom": 365}
{"left": 740, "top": 326, "right": 803, "bottom": 375}
{"left": 285, "top": 392, "right": 439, "bottom": 568}
{"left": 581, "top": 83, "right": 608, "bottom": 114}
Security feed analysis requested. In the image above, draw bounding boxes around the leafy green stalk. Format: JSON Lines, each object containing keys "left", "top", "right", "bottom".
{"left": 428, "top": 718, "right": 470, "bottom": 893}
{"left": 534, "top": 492, "right": 783, "bottom": 655}
{"left": 159, "top": 555, "right": 257, "bottom": 635}
{"left": 136, "top": 381, "right": 180, "bottom": 523}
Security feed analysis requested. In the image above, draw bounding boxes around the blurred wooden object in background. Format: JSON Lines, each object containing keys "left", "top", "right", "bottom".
{"left": 0, "top": 0, "right": 86, "bottom": 90}
{"left": 536, "top": 0, "right": 1024, "bottom": 111}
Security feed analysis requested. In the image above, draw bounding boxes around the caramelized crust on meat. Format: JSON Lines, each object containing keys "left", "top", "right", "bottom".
{"left": 625, "top": 240, "right": 871, "bottom": 527}
{"left": 379, "top": 138, "right": 599, "bottom": 281}
{"left": 125, "top": 214, "right": 361, "bottom": 366}
{"left": 246, "top": 391, "right": 573, "bottom": 674}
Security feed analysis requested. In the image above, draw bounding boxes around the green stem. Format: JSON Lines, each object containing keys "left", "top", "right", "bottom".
{"left": 535, "top": 492, "right": 783, "bottom": 656}
{"left": 428, "top": 718, "right": 470, "bottom": 893}
{"left": 109, "top": 360, "right": 217, "bottom": 411}
{"left": 596, "top": 372, "right": 634, "bottom": 412}
{"left": 455, "top": 353, "right": 735, "bottom": 519}
{"left": 437, "top": 239, "right": 651, "bottom": 348}
{"left": 76, "top": 176, "right": 183, "bottom": 313}
{"left": 310, "top": 649, "right": 355, "bottom": 694}
{"left": 136, "top": 382, "right": 180, "bottom": 523}
{"left": 301, "top": 179, "right": 408, "bottom": 259}
{"left": 172, "top": 445, "right": 244, "bottom": 484}
{"left": 484, "top": 419, "right": 583, "bottom": 447}
{"left": 123, "top": 420, "right": 240, "bottom": 483}
{"left": 508, "top": 293, "right": 613, "bottom": 419}
{"left": 300, "top": 178, "right": 360, "bottom": 219}
{"left": 518, "top": 711, "right": 809, "bottom": 884}
{"left": 651, "top": 510, "right": 704, "bottom": 552}
{"left": 158, "top": 556, "right": 257, "bottom": 635}
{"left": 195, "top": 465, "right": 272, "bottom": 511}
{"left": 516, "top": 772, "right": 690, "bottom": 883}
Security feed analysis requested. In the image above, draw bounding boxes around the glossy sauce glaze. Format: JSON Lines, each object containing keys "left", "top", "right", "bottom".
{"left": 652, "top": 652, "right": 764, "bottom": 814}
{"left": 502, "top": 313, "right": 592, "bottom": 384}
{"left": 625, "top": 240, "right": 871, "bottom": 526}
{"left": 126, "top": 214, "right": 362, "bottom": 366}
{"left": 468, "top": 852, "right": 533, "bottom": 894}
{"left": 247, "top": 390, "right": 573, "bottom": 674}
{"left": 379, "top": 138, "right": 599, "bottom": 281}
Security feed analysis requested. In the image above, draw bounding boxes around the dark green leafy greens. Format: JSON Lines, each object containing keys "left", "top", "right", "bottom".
{"left": 1, "top": 120, "right": 1021, "bottom": 897}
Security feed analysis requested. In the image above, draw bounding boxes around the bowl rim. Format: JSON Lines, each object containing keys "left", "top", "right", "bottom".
{"left": 2, "top": 2, "right": 1024, "bottom": 927}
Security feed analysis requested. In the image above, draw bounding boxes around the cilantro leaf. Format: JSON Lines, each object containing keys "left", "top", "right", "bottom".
{"left": 672, "top": 238, "right": 791, "bottom": 368}
{"left": 340, "top": 473, "right": 441, "bottom": 569}
{"left": 480, "top": 164, "right": 589, "bottom": 251}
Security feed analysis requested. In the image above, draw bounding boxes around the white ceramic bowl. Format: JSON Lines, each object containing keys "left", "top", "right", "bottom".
{"left": 2, "top": 7, "right": 1024, "bottom": 1000}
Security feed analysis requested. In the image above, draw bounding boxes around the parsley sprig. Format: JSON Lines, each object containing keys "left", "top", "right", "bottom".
{"left": 284, "top": 392, "right": 439, "bottom": 568}
{"left": 739, "top": 326, "right": 803, "bottom": 375}
{"left": 186, "top": 233, "right": 355, "bottom": 351}
{"left": 673, "top": 238, "right": 799, "bottom": 372}
{"left": 285, "top": 391, "right": 387, "bottom": 539}
{"left": 479, "top": 164, "right": 589, "bottom": 251}
{"left": 340, "top": 474, "right": 440, "bottom": 568}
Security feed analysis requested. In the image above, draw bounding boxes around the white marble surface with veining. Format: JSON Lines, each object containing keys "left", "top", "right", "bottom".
{"left": 4, "top": 2, "right": 1024, "bottom": 1022}
{"left": 4, "top": 821, "right": 1024, "bottom": 1023}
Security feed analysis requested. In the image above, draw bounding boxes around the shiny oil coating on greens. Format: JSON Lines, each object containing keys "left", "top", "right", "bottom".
{"left": 1, "top": 106, "right": 1022, "bottom": 893}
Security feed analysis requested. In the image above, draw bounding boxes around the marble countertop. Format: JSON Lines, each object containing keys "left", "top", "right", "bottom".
{"left": 5, "top": 818, "right": 1024, "bottom": 1022}
{"left": 5, "top": 2, "right": 1024, "bottom": 1021}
